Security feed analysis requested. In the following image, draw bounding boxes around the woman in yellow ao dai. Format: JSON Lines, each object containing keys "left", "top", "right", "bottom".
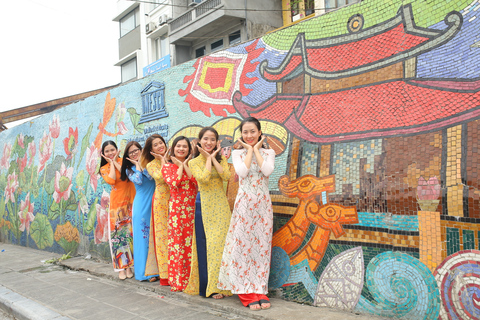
{"left": 184, "top": 127, "right": 232, "bottom": 298}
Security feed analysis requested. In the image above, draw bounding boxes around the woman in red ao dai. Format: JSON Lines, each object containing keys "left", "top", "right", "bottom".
{"left": 161, "top": 136, "right": 197, "bottom": 291}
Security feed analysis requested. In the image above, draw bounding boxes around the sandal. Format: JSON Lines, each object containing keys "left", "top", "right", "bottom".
{"left": 149, "top": 277, "right": 159, "bottom": 283}
{"left": 259, "top": 299, "right": 271, "bottom": 310}
{"left": 248, "top": 301, "right": 261, "bottom": 311}
{"left": 212, "top": 293, "right": 224, "bottom": 299}
{"left": 126, "top": 268, "right": 134, "bottom": 279}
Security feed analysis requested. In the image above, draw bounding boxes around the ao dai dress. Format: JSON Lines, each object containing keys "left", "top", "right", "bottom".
{"left": 162, "top": 163, "right": 197, "bottom": 291}
{"left": 100, "top": 159, "right": 136, "bottom": 271}
{"left": 218, "top": 148, "right": 275, "bottom": 295}
{"left": 145, "top": 159, "right": 170, "bottom": 281}
{"left": 184, "top": 155, "right": 232, "bottom": 297}
{"left": 127, "top": 167, "right": 156, "bottom": 281}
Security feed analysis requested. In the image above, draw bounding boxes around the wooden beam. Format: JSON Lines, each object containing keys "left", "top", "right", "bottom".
{"left": 0, "top": 84, "right": 119, "bottom": 124}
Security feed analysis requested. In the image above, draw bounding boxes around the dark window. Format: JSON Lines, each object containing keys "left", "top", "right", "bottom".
{"left": 195, "top": 46, "right": 206, "bottom": 58}
{"left": 305, "top": 0, "right": 315, "bottom": 16}
{"left": 229, "top": 30, "right": 241, "bottom": 46}
{"left": 211, "top": 39, "right": 224, "bottom": 52}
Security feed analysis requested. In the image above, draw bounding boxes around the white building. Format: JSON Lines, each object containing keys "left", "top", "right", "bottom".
{"left": 113, "top": 0, "right": 283, "bottom": 83}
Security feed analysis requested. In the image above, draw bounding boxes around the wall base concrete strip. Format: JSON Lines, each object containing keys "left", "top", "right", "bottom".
{"left": 0, "top": 285, "right": 70, "bottom": 320}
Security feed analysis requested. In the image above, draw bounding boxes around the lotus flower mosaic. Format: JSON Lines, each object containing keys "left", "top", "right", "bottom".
{"left": 53, "top": 163, "right": 73, "bottom": 204}
{"left": 18, "top": 192, "right": 34, "bottom": 234}
{"left": 63, "top": 127, "right": 78, "bottom": 161}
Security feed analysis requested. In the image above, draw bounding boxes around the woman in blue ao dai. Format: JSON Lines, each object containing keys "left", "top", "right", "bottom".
{"left": 120, "top": 141, "right": 157, "bottom": 281}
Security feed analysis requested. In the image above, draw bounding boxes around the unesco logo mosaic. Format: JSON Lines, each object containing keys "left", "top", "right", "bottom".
{"left": 139, "top": 81, "right": 168, "bottom": 124}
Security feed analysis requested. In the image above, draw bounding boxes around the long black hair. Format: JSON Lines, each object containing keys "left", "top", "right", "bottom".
{"left": 168, "top": 136, "right": 192, "bottom": 163}
{"left": 120, "top": 141, "right": 142, "bottom": 181}
{"left": 98, "top": 140, "right": 117, "bottom": 173}
{"left": 194, "top": 127, "right": 223, "bottom": 162}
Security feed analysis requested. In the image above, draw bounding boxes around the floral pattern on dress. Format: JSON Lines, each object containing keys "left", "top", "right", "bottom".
{"left": 145, "top": 159, "right": 170, "bottom": 279}
{"left": 217, "top": 148, "right": 275, "bottom": 294}
{"left": 184, "top": 155, "right": 232, "bottom": 297}
{"left": 100, "top": 159, "right": 136, "bottom": 271}
{"left": 162, "top": 162, "right": 197, "bottom": 291}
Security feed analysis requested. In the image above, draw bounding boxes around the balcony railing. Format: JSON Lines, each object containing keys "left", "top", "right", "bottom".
{"left": 170, "top": 0, "right": 222, "bottom": 32}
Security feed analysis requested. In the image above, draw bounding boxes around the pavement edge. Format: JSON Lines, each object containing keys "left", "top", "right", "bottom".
{"left": 0, "top": 285, "right": 70, "bottom": 320}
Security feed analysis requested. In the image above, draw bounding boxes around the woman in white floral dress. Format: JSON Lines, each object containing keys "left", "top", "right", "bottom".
{"left": 218, "top": 117, "right": 275, "bottom": 311}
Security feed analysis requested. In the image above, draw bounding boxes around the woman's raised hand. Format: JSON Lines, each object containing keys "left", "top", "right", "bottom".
{"left": 126, "top": 157, "right": 138, "bottom": 165}
{"left": 197, "top": 146, "right": 210, "bottom": 158}
{"left": 237, "top": 138, "right": 253, "bottom": 150}
{"left": 254, "top": 136, "right": 266, "bottom": 151}
{"left": 183, "top": 154, "right": 192, "bottom": 166}
{"left": 101, "top": 153, "right": 112, "bottom": 164}
{"left": 152, "top": 147, "right": 170, "bottom": 164}
{"left": 101, "top": 150, "right": 118, "bottom": 164}
{"left": 171, "top": 156, "right": 183, "bottom": 167}
{"left": 190, "top": 140, "right": 198, "bottom": 156}
{"left": 211, "top": 141, "right": 222, "bottom": 158}
{"left": 113, "top": 150, "right": 120, "bottom": 162}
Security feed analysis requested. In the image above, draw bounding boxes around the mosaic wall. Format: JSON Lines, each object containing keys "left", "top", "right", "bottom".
{"left": 1, "top": 0, "right": 480, "bottom": 318}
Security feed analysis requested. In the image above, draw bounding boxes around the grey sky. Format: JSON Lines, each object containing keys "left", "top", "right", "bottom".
{"left": 1, "top": 0, "right": 119, "bottom": 115}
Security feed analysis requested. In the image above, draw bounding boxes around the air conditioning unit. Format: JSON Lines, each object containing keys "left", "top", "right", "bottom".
{"left": 158, "top": 14, "right": 168, "bottom": 26}
{"left": 189, "top": 0, "right": 202, "bottom": 6}
{"left": 146, "top": 22, "right": 156, "bottom": 34}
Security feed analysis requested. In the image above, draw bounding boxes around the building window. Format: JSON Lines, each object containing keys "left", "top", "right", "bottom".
{"left": 155, "top": 35, "right": 170, "bottom": 60}
{"left": 305, "top": 0, "right": 315, "bottom": 15}
{"left": 121, "top": 58, "right": 137, "bottom": 82}
{"left": 120, "top": 9, "right": 139, "bottom": 37}
{"left": 291, "top": 0, "right": 315, "bottom": 22}
{"left": 195, "top": 46, "right": 206, "bottom": 58}
{"left": 326, "top": 0, "right": 360, "bottom": 11}
{"left": 229, "top": 30, "right": 241, "bottom": 46}
{"left": 149, "top": 0, "right": 165, "bottom": 12}
{"left": 211, "top": 39, "right": 223, "bottom": 52}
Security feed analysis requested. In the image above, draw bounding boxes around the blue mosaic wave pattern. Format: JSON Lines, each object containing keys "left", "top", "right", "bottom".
{"left": 355, "top": 251, "right": 440, "bottom": 319}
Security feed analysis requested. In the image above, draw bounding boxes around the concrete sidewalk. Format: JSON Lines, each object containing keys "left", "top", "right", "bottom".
{"left": 0, "top": 243, "right": 381, "bottom": 320}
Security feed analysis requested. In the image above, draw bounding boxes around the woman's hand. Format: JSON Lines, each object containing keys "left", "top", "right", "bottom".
{"left": 126, "top": 157, "right": 138, "bottom": 165}
{"left": 197, "top": 146, "right": 210, "bottom": 158}
{"left": 211, "top": 141, "right": 222, "bottom": 159}
{"left": 237, "top": 138, "right": 253, "bottom": 151}
{"left": 171, "top": 156, "right": 183, "bottom": 167}
{"left": 152, "top": 147, "right": 170, "bottom": 164}
{"left": 126, "top": 157, "right": 142, "bottom": 171}
{"left": 254, "top": 136, "right": 266, "bottom": 151}
{"left": 183, "top": 154, "right": 192, "bottom": 167}
{"left": 101, "top": 152, "right": 116, "bottom": 164}
{"left": 190, "top": 140, "right": 198, "bottom": 157}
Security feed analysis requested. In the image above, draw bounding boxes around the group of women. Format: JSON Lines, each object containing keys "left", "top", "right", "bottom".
{"left": 99, "top": 117, "right": 275, "bottom": 311}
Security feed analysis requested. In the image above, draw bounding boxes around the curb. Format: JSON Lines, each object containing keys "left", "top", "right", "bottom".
{"left": 58, "top": 258, "right": 277, "bottom": 320}
{"left": 0, "top": 285, "right": 70, "bottom": 320}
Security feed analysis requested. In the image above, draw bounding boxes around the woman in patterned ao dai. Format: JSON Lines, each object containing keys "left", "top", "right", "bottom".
{"left": 184, "top": 127, "right": 232, "bottom": 299}
{"left": 218, "top": 117, "right": 275, "bottom": 311}
{"left": 99, "top": 140, "right": 136, "bottom": 280}
{"left": 162, "top": 136, "right": 197, "bottom": 291}
{"left": 144, "top": 135, "right": 171, "bottom": 286}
